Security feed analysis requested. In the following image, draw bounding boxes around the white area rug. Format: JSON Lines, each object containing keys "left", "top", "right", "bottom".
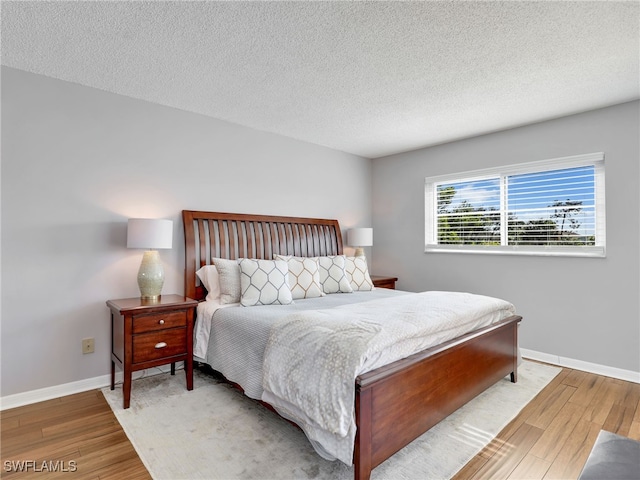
{"left": 103, "top": 360, "right": 560, "bottom": 480}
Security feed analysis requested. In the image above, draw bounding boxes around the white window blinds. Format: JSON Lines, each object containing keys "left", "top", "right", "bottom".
{"left": 425, "top": 153, "right": 606, "bottom": 257}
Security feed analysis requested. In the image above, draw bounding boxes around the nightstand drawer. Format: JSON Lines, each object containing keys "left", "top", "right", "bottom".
{"left": 133, "top": 328, "right": 187, "bottom": 363}
{"left": 132, "top": 310, "right": 187, "bottom": 334}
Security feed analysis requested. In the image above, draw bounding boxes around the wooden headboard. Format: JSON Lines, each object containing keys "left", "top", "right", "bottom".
{"left": 182, "top": 210, "right": 343, "bottom": 301}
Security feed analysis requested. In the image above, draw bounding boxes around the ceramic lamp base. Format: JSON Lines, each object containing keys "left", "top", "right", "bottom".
{"left": 137, "top": 250, "right": 164, "bottom": 300}
{"left": 354, "top": 247, "right": 366, "bottom": 257}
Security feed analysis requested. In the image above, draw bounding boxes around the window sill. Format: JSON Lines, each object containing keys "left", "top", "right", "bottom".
{"left": 425, "top": 244, "right": 606, "bottom": 258}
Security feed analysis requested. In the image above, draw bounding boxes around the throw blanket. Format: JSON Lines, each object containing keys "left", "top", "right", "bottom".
{"left": 261, "top": 291, "right": 516, "bottom": 464}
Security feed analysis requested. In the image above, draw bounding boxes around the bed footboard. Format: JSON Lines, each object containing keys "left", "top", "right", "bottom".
{"left": 353, "top": 315, "right": 521, "bottom": 480}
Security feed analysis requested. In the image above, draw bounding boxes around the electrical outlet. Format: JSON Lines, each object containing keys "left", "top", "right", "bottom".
{"left": 82, "top": 338, "right": 95, "bottom": 354}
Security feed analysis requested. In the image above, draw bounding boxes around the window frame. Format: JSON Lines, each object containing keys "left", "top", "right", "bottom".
{"left": 424, "top": 152, "right": 606, "bottom": 257}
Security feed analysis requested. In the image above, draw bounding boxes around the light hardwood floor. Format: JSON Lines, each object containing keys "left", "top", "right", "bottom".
{"left": 2, "top": 365, "right": 639, "bottom": 479}
{"left": 1, "top": 390, "right": 149, "bottom": 479}
{"left": 454, "top": 367, "right": 640, "bottom": 480}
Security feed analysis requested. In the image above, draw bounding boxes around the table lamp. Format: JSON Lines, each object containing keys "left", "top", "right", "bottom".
{"left": 347, "top": 228, "right": 373, "bottom": 257}
{"left": 127, "top": 218, "right": 173, "bottom": 300}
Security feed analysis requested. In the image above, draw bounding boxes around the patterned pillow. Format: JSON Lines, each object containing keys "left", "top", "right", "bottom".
{"left": 345, "top": 256, "right": 374, "bottom": 291}
{"left": 318, "top": 255, "right": 353, "bottom": 294}
{"left": 212, "top": 258, "right": 241, "bottom": 304}
{"left": 239, "top": 259, "right": 293, "bottom": 306}
{"left": 274, "top": 255, "right": 325, "bottom": 299}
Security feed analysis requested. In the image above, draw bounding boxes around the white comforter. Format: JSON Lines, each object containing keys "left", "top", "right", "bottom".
{"left": 261, "top": 291, "right": 516, "bottom": 464}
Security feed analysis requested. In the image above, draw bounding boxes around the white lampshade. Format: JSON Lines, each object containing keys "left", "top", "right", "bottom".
{"left": 127, "top": 219, "right": 173, "bottom": 300}
{"left": 347, "top": 228, "right": 373, "bottom": 257}
{"left": 127, "top": 219, "right": 173, "bottom": 249}
{"left": 347, "top": 228, "right": 373, "bottom": 247}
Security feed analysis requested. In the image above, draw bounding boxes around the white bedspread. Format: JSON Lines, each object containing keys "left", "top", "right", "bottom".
{"left": 196, "top": 289, "right": 407, "bottom": 400}
{"left": 261, "top": 291, "right": 516, "bottom": 464}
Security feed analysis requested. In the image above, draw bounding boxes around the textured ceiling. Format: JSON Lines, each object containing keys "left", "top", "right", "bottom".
{"left": 2, "top": 1, "right": 639, "bottom": 158}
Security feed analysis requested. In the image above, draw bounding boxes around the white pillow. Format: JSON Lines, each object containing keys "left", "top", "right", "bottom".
{"left": 318, "top": 255, "right": 353, "bottom": 294}
{"left": 344, "top": 256, "right": 374, "bottom": 291}
{"left": 239, "top": 258, "right": 294, "bottom": 306}
{"left": 274, "top": 255, "right": 324, "bottom": 299}
{"left": 195, "top": 265, "right": 222, "bottom": 302}
{"left": 212, "top": 258, "right": 241, "bottom": 305}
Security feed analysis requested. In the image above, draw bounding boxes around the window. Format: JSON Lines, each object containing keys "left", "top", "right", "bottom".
{"left": 425, "top": 153, "right": 606, "bottom": 257}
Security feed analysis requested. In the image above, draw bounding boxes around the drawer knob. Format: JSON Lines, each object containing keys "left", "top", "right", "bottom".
{"left": 154, "top": 342, "right": 167, "bottom": 349}
{"left": 158, "top": 319, "right": 165, "bottom": 325}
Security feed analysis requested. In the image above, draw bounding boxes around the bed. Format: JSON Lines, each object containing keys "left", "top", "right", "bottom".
{"left": 182, "top": 210, "right": 522, "bottom": 480}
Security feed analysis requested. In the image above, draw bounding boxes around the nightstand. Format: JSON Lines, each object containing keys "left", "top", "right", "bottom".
{"left": 371, "top": 275, "right": 398, "bottom": 290}
{"left": 107, "top": 294, "right": 198, "bottom": 409}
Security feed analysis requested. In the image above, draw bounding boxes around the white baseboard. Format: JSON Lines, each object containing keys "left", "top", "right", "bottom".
{"left": 0, "top": 363, "right": 183, "bottom": 411}
{"left": 1, "top": 375, "right": 112, "bottom": 411}
{"left": 521, "top": 348, "right": 640, "bottom": 384}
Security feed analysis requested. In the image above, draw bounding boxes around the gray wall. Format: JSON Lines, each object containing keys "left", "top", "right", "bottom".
{"left": 1, "top": 67, "right": 372, "bottom": 397}
{"left": 372, "top": 101, "right": 640, "bottom": 373}
{"left": 3, "top": 66, "right": 637, "bottom": 399}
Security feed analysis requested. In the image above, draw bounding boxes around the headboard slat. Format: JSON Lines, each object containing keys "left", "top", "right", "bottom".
{"left": 182, "top": 211, "right": 343, "bottom": 301}
{"left": 272, "top": 222, "right": 280, "bottom": 255}
{"left": 231, "top": 221, "right": 236, "bottom": 257}
{"left": 215, "top": 220, "right": 224, "bottom": 259}
{"left": 292, "top": 224, "right": 300, "bottom": 257}
{"left": 283, "top": 224, "right": 292, "bottom": 255}
{"left": 318, "top": 225, "right": 327, "bottom": 256}
{"left": 261, "top": 222, "right": 270, "bottom": 259}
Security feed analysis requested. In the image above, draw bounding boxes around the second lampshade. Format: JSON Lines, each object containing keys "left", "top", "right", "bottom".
{"left": 347, "top": 227, "right": 373, "bottom": 257}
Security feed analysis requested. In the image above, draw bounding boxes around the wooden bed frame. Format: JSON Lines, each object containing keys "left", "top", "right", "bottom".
{"left": 182, "top": 210, "right": 522, "bottom": 480}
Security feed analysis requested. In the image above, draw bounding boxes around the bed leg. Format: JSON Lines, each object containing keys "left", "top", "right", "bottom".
{"left": 511, "top": 324, "right": 518, "bottom": 383}
{"left": 354, "top": 387, "right": 373, "bottom": 480}
{"left": 354, "top": 455, "right": 372, "bottom": 480}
